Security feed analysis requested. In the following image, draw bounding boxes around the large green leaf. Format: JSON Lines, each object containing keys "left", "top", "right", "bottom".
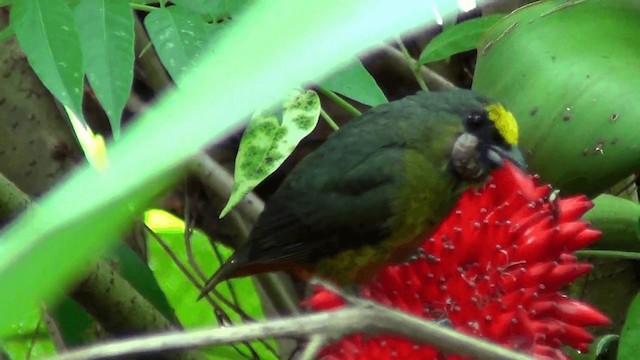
{"left": 11, "top": 0, "right": 84, "bottom": 115}
{"left": 473, "top": 0, "right": 640, "bottom": 195}
{"left": 75, "top": 0, "right": 135, "bottom": 138}
{"left": 221, "top": 90, "right": 321, "bottom": 217}
{"left": 320, "top": 58, "right": 388, "bottom": 106}
{"left": 418, "top": 14, "right": 503, "bottom": 64}
{"left": 619, "top": 293, "right": 640, "bottom": 359}
{"left": 144, "top": 6, "right": 209, "bottom": 82}
{"left": 0, "top": 0, "right": 465, "bottom": 337}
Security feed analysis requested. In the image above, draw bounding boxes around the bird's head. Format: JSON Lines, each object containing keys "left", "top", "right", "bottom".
{"left": 450, "top": 101, "right": 526, "bottom": 181}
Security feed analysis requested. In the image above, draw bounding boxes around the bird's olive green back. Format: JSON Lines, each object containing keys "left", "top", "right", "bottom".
{"left": 233, "top": 90, "right": 492, "bottom": 283}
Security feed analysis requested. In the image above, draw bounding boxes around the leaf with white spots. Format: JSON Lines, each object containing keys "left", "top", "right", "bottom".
{"left": 220, "top": 90, "right": 321, "bottom": 218}
{"left": 11, "top": 0, "right": 84, "bottom": 115}
{"left": 75, "top": 0, "right": 134, "bottom": 138}
{"left": 144, "top": 6, "right": 209, "bottom": 83}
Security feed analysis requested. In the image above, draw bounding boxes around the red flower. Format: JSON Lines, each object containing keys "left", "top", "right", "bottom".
{"left": 304, "top": 162, "right": 610, "bottom": 360}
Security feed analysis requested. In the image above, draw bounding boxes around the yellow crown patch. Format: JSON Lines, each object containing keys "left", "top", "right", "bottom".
{"left": 485, "top": 103, "right": 519, "bottom": 146}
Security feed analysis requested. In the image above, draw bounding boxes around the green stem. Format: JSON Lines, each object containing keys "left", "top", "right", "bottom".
{"left": 317, "top": 86, "right": 361, "bottom": 117}
{"left": 320, "top": 107, "right": 339, "bottom": 131}
{"left": 130, "top": 3, "right": 157, "bottom": 12}
{"left": 576, "top": 250, "right": 640, "bottom": 260}
{"left": 396, "top": 40, "right": 429, "bottom": 92}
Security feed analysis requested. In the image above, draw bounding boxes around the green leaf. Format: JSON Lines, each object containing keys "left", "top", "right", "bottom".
{"left": 11, "top": 0, "right": 84, "bottom": 115}
{"left": 418, "top": 14, "right": 503, "bottom": 64}
{"left": 144, "top": 6, "right": 209, "bottom": 82}
{"left": 111, "top": 244, "right": 176, "bottom": 321}
{"left": 2, "top": 308, "right": 55, "bottom": 359}
{"left": 75, "top": 0, "right": 135, "bottom": 139}
{"left": 473, "top": 0, "right": 640, "bottom": 195}
{"left": 146, "top": 211, "right": 276, "bottom": 359}
{"left": 52, "top": 298, "right": 95, "bottom": 347}
{"left": 0, "top": 0, "right": 460, "bottom": 337}
{"left": 170, "top": 0, "right": 214, "bottom": 16}
{"left": 221, "top": 89, "right": 321, "bottom": 217}
{"left": 619, "top": 293, "right": 640, "bottom": 359}
{"left": 0, "top": 24, "right": 13, "bottom": 44}
{"left": 320, "top": 58, "right": 387, "bottom": 106}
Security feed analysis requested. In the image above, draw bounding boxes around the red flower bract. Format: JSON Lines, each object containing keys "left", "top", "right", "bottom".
{"left": 304, "top": 162, "right": 610, "bottom": 360}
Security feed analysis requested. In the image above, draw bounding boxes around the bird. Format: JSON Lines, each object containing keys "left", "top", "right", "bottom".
{"left": 199, "top": 89, "right": 525, "bottom": 298}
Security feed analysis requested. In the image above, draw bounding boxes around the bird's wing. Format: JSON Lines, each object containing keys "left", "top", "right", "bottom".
{"left": 239, "top": 144, "right": 406, "bottom": 268}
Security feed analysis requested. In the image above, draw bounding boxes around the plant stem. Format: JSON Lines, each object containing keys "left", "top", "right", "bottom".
{"left": 317, "top": 86, "right": 361, "bottom": 117}
{"left": 576, "top": 250, "right": 640, "bottom": 260}
{"left": 320, "top": 108, "right": 339, "bottom": 131}
{"left": 396, "top": 40, "right": 429, "bottom": 92}
{"left": 130, "top": 3, "right": 157, "bottom": 12}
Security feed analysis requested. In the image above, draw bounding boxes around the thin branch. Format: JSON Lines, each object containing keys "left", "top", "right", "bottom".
{"left": 396, "top": 40, "right": 429, "bottom": 91}
{"left": 320, "top": 107, "right": 339, "bottom": 131}
{"left": 295, "top": 334, "right": 328, "bottom": 360}
{"left": 47, "top": 302, "right": 533, "bottom": 360}
{"left": 317, "top": 86, "right": 362, "bottom": 117}
{"left": 381, "top": 45, "right": 456, "bottom": 90}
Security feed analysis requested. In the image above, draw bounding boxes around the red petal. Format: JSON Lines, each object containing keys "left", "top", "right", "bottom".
{"left": 557, "top": 196, "right": 593, "bottom": 222}
{"left": 557, "top": 324, "right": 594, "bottom": 350}
{"left": 553, "top": 298, "right": 611, "bottom": 326}
{"left": 565, "top": 228, "right": 601, "bottom": 251}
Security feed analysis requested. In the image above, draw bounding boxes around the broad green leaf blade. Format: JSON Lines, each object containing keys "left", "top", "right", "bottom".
{"left": 11, "top": 0, "right": 84, "bottom": 115}
{"left": 112, "top": 244, "right": 175, "bottom": 321}
{"left": 221, "top": 90, "right": 320, "bottom": 217}
{"left": 619, "top": 293, "right": 640, "bottom": 359}
{"left": 75, "top": 0, "right": 135, "bottom": 138}
{"left": 0, "top": 0, "right": 463, "bottom": 336}
{"left": 144, "top": 6, "right": 209, "bottom": 82}
{"left": 418, "top": 14, "right": 503, "bottom": 64}
{"left": 52, "top": 298, "right": 96, "bottom": 346}
{"left": 171, "top": 0, "right": 255, "bottom": 20}
{"left": 320, "top": 58, "right": 388, "bottom": 106}
{"left": 170, "top": 0, "right": 214, "bottom": 16}
{"left": 145, "top": 210, "right": 276, "bottom": 359}
{"left": 473, "top": 0, "right": 640, "bottom": 195}
{"left": 3, "top": 308, "right": 55, "bottom": 359}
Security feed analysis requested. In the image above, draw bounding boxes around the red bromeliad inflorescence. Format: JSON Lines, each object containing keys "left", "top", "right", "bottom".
{"left": 304, "top": 162, "right": 610, "bottom": 360}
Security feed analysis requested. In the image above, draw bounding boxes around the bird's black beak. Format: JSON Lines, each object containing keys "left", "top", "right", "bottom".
{"left": 487, "top": 145, "right": 527, "bottom": 170}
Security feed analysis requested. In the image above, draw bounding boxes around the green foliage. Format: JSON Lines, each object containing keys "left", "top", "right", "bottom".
{"left": 144, "top": 6, "right": 210, "bottom": 83}
{"left": 320, "top": 58, "right": 388, "bottom": 106}
{"left": 170, "top": 0, "right": 254, "bottom": 20}
{"left": 221, "top": 90, "right": 321, "bottom": 217}
{"left": 619, "top": 293, "right": 640, "bottom": 359}
{"left": 473, "top": 0, "right": 640, "bottom": 196}
{"left": 11, "top": 0, "right": 84, "bottom": 115}
{"left": 1, "top": 307, "right": 56, "bottom": 359}
{"left": 147, "top": 211, "right": 276, "bottom": 359}
{"left": 418, "top": 14, "right": 503, "bottom": 64}
{"left": 74, "top": 0, "right": 135, "bottom": 138}
{"left": 52, "top": 298, "right": 95, "bottom": 347}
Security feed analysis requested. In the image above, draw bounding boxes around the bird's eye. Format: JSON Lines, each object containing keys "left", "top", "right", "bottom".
{"left": 465, "top": 112, "right": 485, "bottom": 131}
